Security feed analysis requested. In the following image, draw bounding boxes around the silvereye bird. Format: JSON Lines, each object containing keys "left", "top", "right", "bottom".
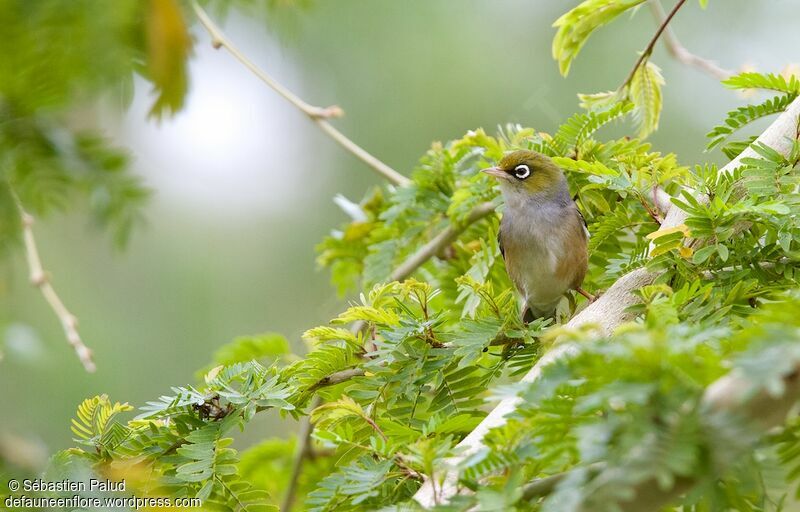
{"left": 483, "top": 150, "right": 589, "bottom": 322}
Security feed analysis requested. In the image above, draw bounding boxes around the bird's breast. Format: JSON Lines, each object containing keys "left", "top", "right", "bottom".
{"left": 500, "top": 204, "right": 587, "bottom": 310}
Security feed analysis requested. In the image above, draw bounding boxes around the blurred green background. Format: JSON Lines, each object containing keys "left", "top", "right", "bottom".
{"left": 1, "top": 0, "right": 797, "bottom": 464}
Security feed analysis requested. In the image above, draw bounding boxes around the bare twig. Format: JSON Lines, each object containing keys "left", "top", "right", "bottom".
{"left": 12, "top": 196, "right": 95, "bottom": 373}
{"left": 621, "top": 0, "right": 688, "bottom": 88}
{"left": 190, "top": 1, "right": 410, "bottom": 187}
{"left": 648, "top": 0, "right": 732, "bottom": 80}
{"left": 413, "top": 96, "right": 800, "bottom": 507}
{"left": 636, "top": 191, "right": 664, "bottom": 224}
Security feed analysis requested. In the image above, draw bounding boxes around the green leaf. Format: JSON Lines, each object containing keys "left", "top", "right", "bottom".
{"left": 552, "top": 0, "right": 646, "bottom": 76}
{"left": 210, "top": 333, "right": 291, "bottom": 367}
{"left": 707, "top": 94, "right": 798, "bottom": 150}
{"left": 692, "top": 245, "right": 717, "bottom": 265}
{"left": 722, "top": 72, "right": 800, "bottom": 94}
{"left": 629, "top": 61, "right": 664, "bottom": 138}
{"left": 552, "top": 101, "right": 634, "bottom": 154}
{"left": 716, "top": 244, "right": 729, "bottom": 262}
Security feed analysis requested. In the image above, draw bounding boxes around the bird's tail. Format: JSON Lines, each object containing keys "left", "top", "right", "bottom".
{"left": 522, "top": 307, "right": 537, "bottom": 324}
{"left": 522, "top": 301, "right": 559, "bottom": 324}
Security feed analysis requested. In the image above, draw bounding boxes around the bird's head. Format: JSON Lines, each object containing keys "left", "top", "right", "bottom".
{"left": 482, "top": 150, "right": 567, "bottom": 208}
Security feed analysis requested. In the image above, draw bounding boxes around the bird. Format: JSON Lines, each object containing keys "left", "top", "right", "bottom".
{"left": 482, "top": 150, "right": 590, "bottom": 322}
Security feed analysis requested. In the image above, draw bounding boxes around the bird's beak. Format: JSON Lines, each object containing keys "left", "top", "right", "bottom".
{"left": 482, "top": 167, "right": 508, "bottom": 180}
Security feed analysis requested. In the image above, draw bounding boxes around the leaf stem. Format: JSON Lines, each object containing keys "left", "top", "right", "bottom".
{"left": 389, "top": 201, "right": 497, "bottom": 282}
{"left": 621, "top": 0, "right": 688, "bottom": 88}
{"left": 647, "top": 0, "right": 731, "bottom": 80}
{"left": 280, "top": 396, "right": 318, "bottom": 512}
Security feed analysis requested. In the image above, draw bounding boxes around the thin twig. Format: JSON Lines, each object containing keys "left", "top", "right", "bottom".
{"left": 190, "top": 1, "right": 410, "bottom": 187}
{"left": 621, "top": 0, "right": 688, "bottom": 88}
{"left": 280, "top": 396, "right": 319, "bottom": 512}
{"left": 307, "top": 367, "right": 366, "bottom": 393}
{"left": 281, "top": 322, "right": 371, "bottom": 511}
{"left": 12, "top": 195, "right": 95, "bottom": 372}
{"left": 521, "top": 463, "right": 605, "bottom": 502}
{"left": 390, "top": 201, "right": 497, "bottom": 282}
{"left": 636, "top": 191, "right": 664, "bottom": 224}
{"left": 648, "top": 0, "right": 732, "bottom": 80}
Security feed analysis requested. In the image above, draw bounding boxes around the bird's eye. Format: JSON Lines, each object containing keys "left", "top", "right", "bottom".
{"left": 513, "top": 164, "right": 531, "bottom": 179}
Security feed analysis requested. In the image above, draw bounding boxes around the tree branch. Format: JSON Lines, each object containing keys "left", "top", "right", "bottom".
{"left": 307, "top": 367, "right": 366, "bottom": 393}
{"left": 390, "top": 201, "right": 497, "bottom": 282}
{"left": 281, "top": 396, "right": 319, "bottom": 512}
{"left": 621, "top": 0, "right": 688, "bottom": 88}
{"left": 12, "top": 198, "right": 95, "bottom": 373}
{"left": 648, "top": 0, "right": 732, "bottom": 80}
{"left": 521, "top": 463, "right": 605, "bottom": 502}
{"left": 412, "top": 94, "right": 800, "bottom": 507}
{"left": 190, "top": 1, "right": 410, "bottom": 187}
{"left": 281, "top": 328, "right": 369, "bottom": 510}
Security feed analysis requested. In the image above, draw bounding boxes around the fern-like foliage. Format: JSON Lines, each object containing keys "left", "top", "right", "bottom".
{"left": 71, "top": 395, "right": 134, "bottom": 453}
{"left": 37, "top": 5, "right": 800, "bottom": 511}
{"left": 629, "top": 61, "right": 665, "bottom": 138}
{"left": 54, "top": 361, "right": 300, "bottom": 511}
{"left": 551, "top": 101, "right": 634, "bottom": 156}
{"left": 723, "top": 71, "right": 800, "bottom": 94}
{"left": 552, "top": 0, "right": 646, "bottom": 76}
{"left": 707, "top": 93, "right": 798, "bottom": 150}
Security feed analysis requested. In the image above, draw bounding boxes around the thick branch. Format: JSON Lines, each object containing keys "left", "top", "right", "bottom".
{"left": 413, "top": 95, "right": 800, "bottom": 508}
{"left": 190, "top": 1, "right": 410, "bottom": 187}
{"left": 13, "top": 199, "right": 95, "bottom": 372}
{"left": 648, "top": 0, "right": 732, "bottom": 80}
{"left": 661, "top": 95, "right": 800, "bottom": 231}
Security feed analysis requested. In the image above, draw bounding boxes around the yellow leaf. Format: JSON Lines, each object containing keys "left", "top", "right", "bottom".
{"left": 204, "top": 365, "right": 223, "bottom": 383}
{"left": 679, "top": 246, "right": 694, "bottom": 259}
{"left": 146, "top": 0, "right": 193, "bottom": 118}
{"left": 646, "top": 224, "right": 691, "bottom": 240}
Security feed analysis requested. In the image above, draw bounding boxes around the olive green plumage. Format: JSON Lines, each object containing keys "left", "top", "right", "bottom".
{"left": 483, "top": 150, "right": 589, "bottom": 321}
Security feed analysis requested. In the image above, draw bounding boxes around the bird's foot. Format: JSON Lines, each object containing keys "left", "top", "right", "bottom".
{"left": 577, "top": 287, "right": 599, "bottom": 303}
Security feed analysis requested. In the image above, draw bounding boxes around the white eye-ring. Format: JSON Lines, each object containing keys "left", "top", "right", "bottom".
{"left": 513, "top": 164, "right": 531, "bottom": 179}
